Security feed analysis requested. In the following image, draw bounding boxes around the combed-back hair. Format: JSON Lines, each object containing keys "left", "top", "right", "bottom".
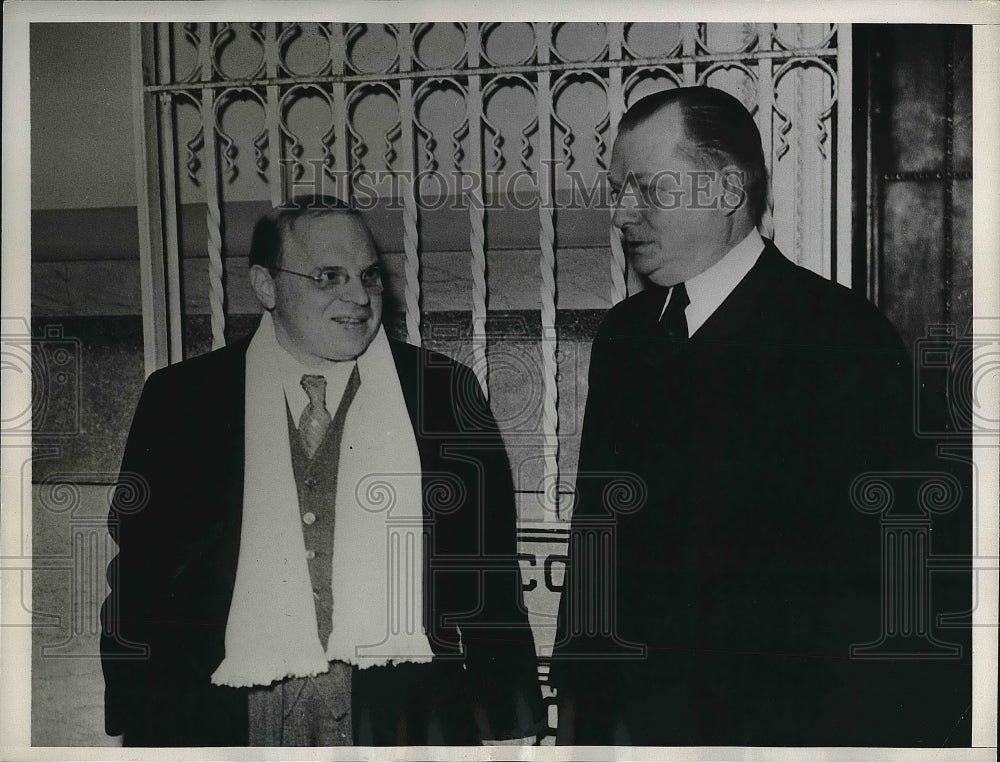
{"left": 248, "top": 195, "right": 362, "bottom": 269}
{"left": 619, "top": 86, "right": 769, "bottom": 225}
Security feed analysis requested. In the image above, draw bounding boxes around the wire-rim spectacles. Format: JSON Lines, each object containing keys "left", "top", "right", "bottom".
{"left": 269, "top": 265, "right": 385, "bottom": 294}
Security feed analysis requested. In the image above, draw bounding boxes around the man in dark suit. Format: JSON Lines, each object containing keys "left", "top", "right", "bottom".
{"left": 551, "top": 87, "right": 970, "bottom": 745}
{"left": 101, "top": 197, "right": 543, "bottom": 746}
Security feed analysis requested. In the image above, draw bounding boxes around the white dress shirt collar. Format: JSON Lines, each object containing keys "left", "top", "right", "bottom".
{"left": 660, "top": 227, "right": 765, "bottom": 336}
{"left": 265, "top": 328, "right": 358, "bottom": 424}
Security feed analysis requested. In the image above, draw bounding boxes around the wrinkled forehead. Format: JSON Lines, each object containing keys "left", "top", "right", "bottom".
{"left": 280, "top": 212, "right": 378, "bottom": 268}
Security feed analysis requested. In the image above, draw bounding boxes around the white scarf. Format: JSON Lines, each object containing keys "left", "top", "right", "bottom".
{"left": 211, "top": 312, "right": 434, "bottom": 688}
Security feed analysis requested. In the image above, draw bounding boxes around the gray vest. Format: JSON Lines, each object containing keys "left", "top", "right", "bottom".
{"left": 247, "top": 367, "right": 360, "bottom": 746}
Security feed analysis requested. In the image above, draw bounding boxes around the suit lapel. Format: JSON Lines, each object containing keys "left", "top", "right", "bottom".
{"left": 206, "top": 338, "right": 251, "bottom": 595}
{"left": 619, "top": 288, "right": 673, "bottom": 373}
{"left": 693, "top": 240, "right": 785, "bottom": 345}
{"left": 631, "top": 242, "right": 786, "bottom": 375}
{"left": 387, "top": 338, "right": 428, "bottom": 453}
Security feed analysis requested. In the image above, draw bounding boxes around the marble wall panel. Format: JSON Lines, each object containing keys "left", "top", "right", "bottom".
{"left": 881, "top": 181, "right": 946, "bottom": 353}
{"left": 63, "top": 260, "right": 143, "bottom": 316}
{"left": 31, "top": 262, "right": 71, "bottom": 315}
{"left": 885, "top": 27, "right": 946, "bottom": 174}
{"left": 34, "top": 245, "right": 616, "bottom": 316}
{"left": 30, "top": 317, "right": 145, "bottom": 482}
{"left": 32, "top": 199, "right": 616, "bottom": 263}
{"left": 950, "top": 178, "right": 972, "bottom": 332}
{"left": 951, "top": 28, "right": 973, "bottom": 174}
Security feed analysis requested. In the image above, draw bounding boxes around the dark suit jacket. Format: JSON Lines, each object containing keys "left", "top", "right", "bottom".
{"left": 551, "top": 241, "right": 970, "bottom": 746}
{"left": 100, "top": 329, "right": 543, "bottom": 746}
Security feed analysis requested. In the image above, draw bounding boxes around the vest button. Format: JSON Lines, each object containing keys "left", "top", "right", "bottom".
{"left": 305, "top": 549, "right": 316, "bottom": 560}
{"left": 304, "top": 477, "right": 319, "bottom": 488}
{"left": 302, "top": 511, "right": 316, "bottom": 525}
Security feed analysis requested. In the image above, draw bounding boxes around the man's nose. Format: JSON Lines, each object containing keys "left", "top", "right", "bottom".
{"left": 612, "top": 193, "right": 641, "bottom": 230}
{"left": 338, "top": 275, "right": 371, "bottom": 305}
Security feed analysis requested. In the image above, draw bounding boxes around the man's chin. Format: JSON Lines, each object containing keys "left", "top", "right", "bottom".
{"left": 625, "top": 247, "right": 663, "bottom": 274}
{"left": 324, "top": 327, "right": 378, "bottom": 360}
{"left": 630, "top": 263, "right": 663, "bottom": 285}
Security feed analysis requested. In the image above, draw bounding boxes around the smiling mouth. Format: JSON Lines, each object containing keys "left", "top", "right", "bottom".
{"left": 331, "top": 316, "right": 370, "bottom": 325}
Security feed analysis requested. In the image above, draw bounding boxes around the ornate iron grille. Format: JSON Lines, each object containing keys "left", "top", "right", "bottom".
{"left": 132, "top": 22, "right": 850, "bottom": 523}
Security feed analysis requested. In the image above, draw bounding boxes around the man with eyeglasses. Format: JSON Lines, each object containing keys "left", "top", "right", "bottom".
{"left": 101, "top": 196, "right": 543, "bottom": 747}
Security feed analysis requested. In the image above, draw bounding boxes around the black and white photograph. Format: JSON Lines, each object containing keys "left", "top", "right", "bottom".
{"left": 1, "top": 2, "right": 998, "bottom": 759}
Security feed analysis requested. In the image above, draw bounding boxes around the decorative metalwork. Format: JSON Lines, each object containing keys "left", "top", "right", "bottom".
{"left": 135, "top": 20, "right": 848, "bottom": 517}
{"left": 183, "top": 123, "right": 203, "bottom": 185}
{"left": 210, "top": 22, "right": 266, "bottom": 81}
{"left": 773, "top": 22, "right": 837, "bottom": 53}
{"left": 344, "top": 23, "right": 400, "bottom": 75}
{"left": 213, "top": 87, "right": 267, "bottom": 183}
{"left": 344, "top": 81, "right": 398, "bottom": 181}
{"left": 697, "top": 22, "right": 759, "bottom": 56}
{"left": 623, "top": 66, "right": 683, "bottom": 105}
{"left": 622, "top": 22, "right": 682, "bottom": 59}
{"left": 606, "top": 24, "right": 628, "bottom": 303}
{"left": 276, "top": 23, "right": 336, "bottom": 79}
{"left": 773, "top": 57, "right": 837, "bottom": 159}
{"left": 414, "top": 77, "right": 466, "bottom": 171}
{"left": 551, "top": 22, "right": 609, "bottom": 64}
{"left": 536, "top": 23, "right": 560, "bottom": 521}
{"left": 177, "top": 23, "right": 202, "bottom": 83}
{"left": 412, "top": 22, "right": 468, "bottom": 71}
{"left": 551, "top": 70, "right": 610, "bottom": 170}
{"left": 466, "top": 22, "right": 488, "bottom": 396}
{"left": 481, "top": 22, "right": 536, "bottom": 67}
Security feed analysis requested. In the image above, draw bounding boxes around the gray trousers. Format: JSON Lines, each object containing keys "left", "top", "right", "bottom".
{"left": 247, "top": 661, "right": 353, "bottom": 746}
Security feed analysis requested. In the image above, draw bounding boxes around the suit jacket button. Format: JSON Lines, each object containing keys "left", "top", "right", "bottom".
{"left": 303, "top": 511, "right": 316, "bottom": 525}
{"left": 305, "top": 549, "right": 316, "bottom": 560}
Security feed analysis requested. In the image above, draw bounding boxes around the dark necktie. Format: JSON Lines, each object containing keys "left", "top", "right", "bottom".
{"left": 299, "top": 374, "right": 332, "bottom": 459}
{"left": 659, "top": 282, "right": 690, "bottom": 340}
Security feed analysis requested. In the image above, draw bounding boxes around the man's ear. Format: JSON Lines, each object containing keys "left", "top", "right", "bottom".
{"left": 719, "top": 164, "right": 746, "bottom": 218}
{"left": 249, "top": 265, "right": 277, "bottom": 310}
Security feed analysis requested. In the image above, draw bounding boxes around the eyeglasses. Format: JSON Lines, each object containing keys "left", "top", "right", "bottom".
{"left": 270, "top": 265, "right": 385, "bottom": 294}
